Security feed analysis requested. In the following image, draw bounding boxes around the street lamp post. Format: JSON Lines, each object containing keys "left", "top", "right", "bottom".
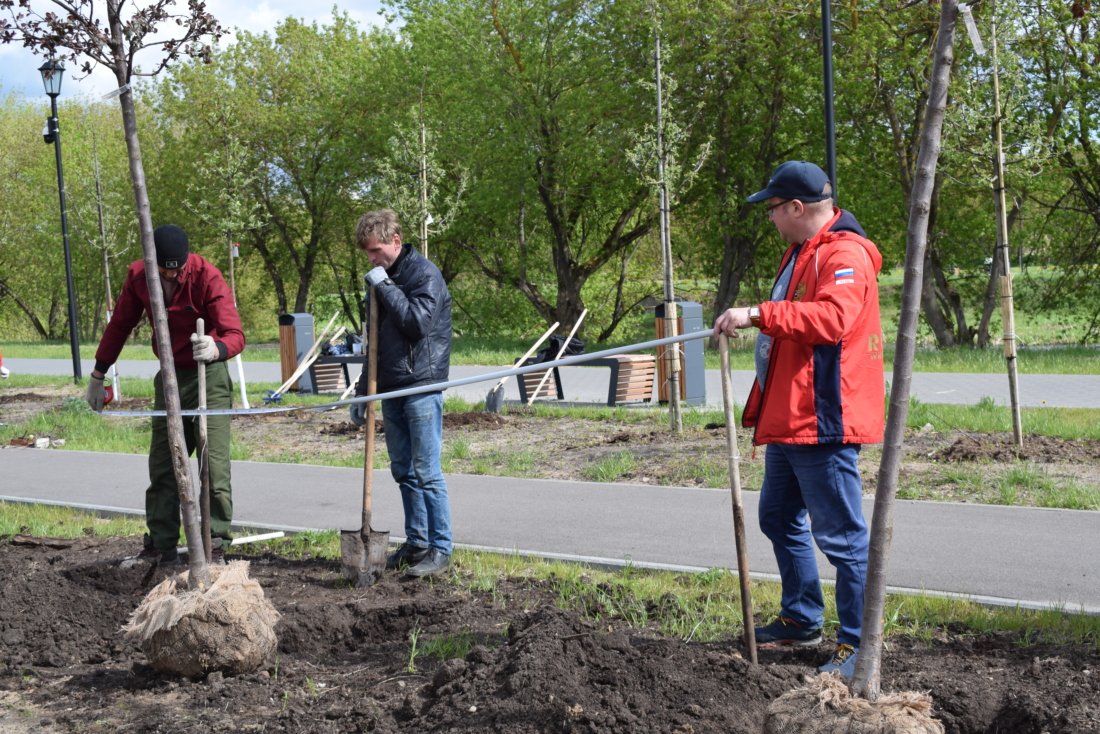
{"left": 39, "top": 58, "right": 82, "bottom": 383}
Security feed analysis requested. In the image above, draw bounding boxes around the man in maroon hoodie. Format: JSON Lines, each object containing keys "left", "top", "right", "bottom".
{"left": 86, "top": 225, "right": 245, "bottom": 565}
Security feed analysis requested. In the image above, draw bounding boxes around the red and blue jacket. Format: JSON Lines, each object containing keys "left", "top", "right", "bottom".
{"left": 742, "top": 208, "right": 885, "bottom": 446}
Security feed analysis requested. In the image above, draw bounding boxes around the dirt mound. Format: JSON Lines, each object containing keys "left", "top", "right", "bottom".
{"left": 1, "top": 536, "right": 1098, "bottom": 733}
{"left": 932, "top": 433, "right": 1100, "bottom": 463}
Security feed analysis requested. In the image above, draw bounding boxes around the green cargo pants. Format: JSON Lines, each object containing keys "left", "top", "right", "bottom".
{"left": 146, "top": 362, "right": 234, "bottom": 551}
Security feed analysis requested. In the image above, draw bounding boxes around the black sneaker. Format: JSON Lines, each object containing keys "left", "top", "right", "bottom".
{"left": 386, "top": 543, "right": 430, "bottom": 571}
{"left": 404, "top": 548, "right": 451, "bottom": 578}
{"left": 754, "top": 616, "right": 823, "bottom": 647}
{"left": 818, "top": 644, "right": 859, "bottom": 678}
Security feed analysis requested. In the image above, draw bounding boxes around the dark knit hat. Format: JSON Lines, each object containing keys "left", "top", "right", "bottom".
{"left": 154, "top": 225, "right": 189, "bottom": 269}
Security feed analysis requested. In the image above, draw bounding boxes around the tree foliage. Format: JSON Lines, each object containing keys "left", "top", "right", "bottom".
{"left": 2, "top": 0, "right": 1099, "bottom": 345}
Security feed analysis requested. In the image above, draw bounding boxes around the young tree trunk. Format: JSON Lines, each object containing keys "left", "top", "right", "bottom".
{"left": 107, "top": 5, "right": 208, "bottom": 588}
{"left": 848, "top": 0, "right": 959, "bottom": 701}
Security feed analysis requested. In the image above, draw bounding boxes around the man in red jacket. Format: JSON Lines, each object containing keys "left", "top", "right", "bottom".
{"left": 714, "top": 161, "right": 885, "bottom": 679}
{"left": 86, "top": 225, "right": 245, "bottom": 565}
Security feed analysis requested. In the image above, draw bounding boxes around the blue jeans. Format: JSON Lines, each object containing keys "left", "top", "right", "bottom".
{"left": 758, "top": 443, "right": 868, "bottom": 647}
{"left": 381, "top": 391, "right": 452, "bottom": 554}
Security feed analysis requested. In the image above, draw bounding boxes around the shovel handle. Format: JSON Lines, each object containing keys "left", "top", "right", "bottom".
{"left": 719, "top": 333, "right": 756, "bottom": 663}
{"left": 493, "top": 322, "right": 559, "bottom": 389}
{"left": 363, "top": 290, "right": 379, "bottom": 530}
{"left": 196, "top": 318, "right": 211, "bottom": 561}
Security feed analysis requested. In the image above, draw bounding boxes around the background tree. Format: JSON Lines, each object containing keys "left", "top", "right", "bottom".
{"left": 153, "top": 12, "right": 392, "bottom": 319}
{"left": 394, "top": 0, "right": 667, "bottom": 338}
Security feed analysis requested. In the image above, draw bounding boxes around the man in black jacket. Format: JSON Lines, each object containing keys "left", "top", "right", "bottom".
{"left": 350, "top": 209, "right": 454, "bottom": 577}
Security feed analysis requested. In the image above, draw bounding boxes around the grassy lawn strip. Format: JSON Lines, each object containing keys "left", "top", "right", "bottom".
{"left": 2, "top": 501, "right": 1096, "bottom": 651}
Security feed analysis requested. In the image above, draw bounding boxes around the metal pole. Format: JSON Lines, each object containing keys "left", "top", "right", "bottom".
{"left": 822, "top": 0, "right": 837, "bottom": 199}
{"left": 49, "top": 95, "right": 82, "bottom": 383}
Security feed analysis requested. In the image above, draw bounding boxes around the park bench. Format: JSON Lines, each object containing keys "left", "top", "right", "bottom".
{"left": 515, "top": 354, "right": 656, "bottom": 407}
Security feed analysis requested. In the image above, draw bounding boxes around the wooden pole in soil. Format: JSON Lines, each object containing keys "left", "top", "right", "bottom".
{"left": 719, "top": 334, "right": 756, "bottom": 663}
{"left": 196, "top": 319, "right": 211, "bottom": 562}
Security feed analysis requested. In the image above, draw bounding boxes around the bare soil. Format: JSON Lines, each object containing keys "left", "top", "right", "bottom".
{"left": 2, "top": 385, "right": 1100, "bottom": 732}
{"left": 0, "top": 536, "right": 1098, "bottom": 734}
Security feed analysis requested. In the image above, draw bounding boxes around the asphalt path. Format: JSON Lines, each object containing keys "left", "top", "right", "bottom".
{"left": 2, "top": 448, "right": 1097, "bottom": 614}
{"left": 7, "top": 356, "right": 1100, "bottom": 409}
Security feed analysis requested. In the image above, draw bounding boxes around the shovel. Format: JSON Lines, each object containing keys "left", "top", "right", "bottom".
{"left": 485, "top": 321, "right": 559, "bottom": 413}
{"left": 340, "top": 289, "right": 389, "bottom": 586}
{"left": 718, "top": 333, "right": 756, "bottom": 664}
{"left": 195, "top": 318, "right": 212, "bottom": 562}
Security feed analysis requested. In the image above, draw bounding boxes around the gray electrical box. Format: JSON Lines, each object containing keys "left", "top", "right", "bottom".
{"left": 278, "top": 312, "right": 315, "bottom": 393}
{"left": 654, "top": 301, "right": 706, "bottom": 406}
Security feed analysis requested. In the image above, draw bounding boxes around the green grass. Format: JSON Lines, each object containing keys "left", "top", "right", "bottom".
{"left": 582, "top": 451, "right": 638, "bottom": 482}
{"left": 906, "top": 398, "right": 1100, "bottom": 440}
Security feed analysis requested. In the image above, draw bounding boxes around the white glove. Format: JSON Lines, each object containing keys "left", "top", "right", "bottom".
{"left": 365, "top": 266, "right": 388, "bottom": 288}
{"left": 191, "top": 334, "right": 219, "bottom": 363}
{"left": 349, "top": 401, "right": 367, "bottom": 426}
{"left": 85, "top": 375, "right": 106, "bottom": 411}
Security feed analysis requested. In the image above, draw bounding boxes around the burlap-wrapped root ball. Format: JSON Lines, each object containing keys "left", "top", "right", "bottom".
{"left": 123, "top": 560, "right": 280, "bottom": 678}
{"left": 764, "top": 673, "right": 944, "bottom": 734}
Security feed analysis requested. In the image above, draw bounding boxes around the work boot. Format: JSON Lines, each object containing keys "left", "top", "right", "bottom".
{"left": 754, "top": 616, "right": 823, "bottom": 647}
{"left": 386, "top": 543, "right": 429, "bottom": 571}
{"left": 405, "top": 548, "right": 451, "bottom": 578}
{"left": 137, "top": 540, "right": 178, "bottom": 565}
{"left": 210, "top": 538, "right": 227, "bottom": 566}
{"left": 818, "top": 644, "right": 859, "bottom": 679}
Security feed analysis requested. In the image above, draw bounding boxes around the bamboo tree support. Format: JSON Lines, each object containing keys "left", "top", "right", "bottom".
{"left": 989, "top": 0, "right": 1024, "bottom": 448}
{"left": 719, "top": 334, "right": 756, "bottom": 664}
{"left": 195, "top": 319, "right": 212, "bottom": 562}
{"left": 419, "top": 82, "right": 430, "bottom": 259}
{"left": 654, "top": 29, "right": 683, "bottom": 434}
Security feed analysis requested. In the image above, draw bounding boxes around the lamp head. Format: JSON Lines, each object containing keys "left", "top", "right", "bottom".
{"left": 38, "top": 58, "right": 64, "bottom": 98}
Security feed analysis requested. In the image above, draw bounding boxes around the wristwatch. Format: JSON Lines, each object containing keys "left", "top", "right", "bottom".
{"left": 748, "top": 306, "right": 761, "bottom": 328}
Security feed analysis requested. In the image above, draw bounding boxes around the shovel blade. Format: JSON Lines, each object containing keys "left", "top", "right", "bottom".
{"left": 484, "top": 383, "right": 504, "bottom": 413}
{"left": 340, "top": 528, "right": 390, "bottom": 587}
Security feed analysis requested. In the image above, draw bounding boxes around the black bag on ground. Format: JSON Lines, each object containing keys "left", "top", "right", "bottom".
{"left": 536, "top": 335, "right": 585, "bottom": 363}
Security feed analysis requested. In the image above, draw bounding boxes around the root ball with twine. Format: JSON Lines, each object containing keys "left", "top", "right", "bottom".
{"left": 123, "top": 561, "right": 280, "bottom": 678}
{"left": 764, "top": 673, "right": 944, "bottom": 734}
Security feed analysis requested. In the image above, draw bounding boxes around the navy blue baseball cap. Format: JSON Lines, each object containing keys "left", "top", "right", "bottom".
{"left": 747, "top": 161, "right": 833, "bottom": 204}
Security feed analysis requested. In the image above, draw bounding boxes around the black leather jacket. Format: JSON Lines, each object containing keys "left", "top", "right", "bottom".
{"left": 357, "top": 244, "right": 452, "bottom": 393}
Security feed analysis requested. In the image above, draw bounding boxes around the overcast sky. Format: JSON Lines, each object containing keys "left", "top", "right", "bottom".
{"left": 0, "top": 0, "right": 389, "bottom": 102}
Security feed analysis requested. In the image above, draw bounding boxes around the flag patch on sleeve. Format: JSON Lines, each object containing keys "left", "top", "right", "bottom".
{"left": 834, "top": 267, "right": 855, "bottom": 285}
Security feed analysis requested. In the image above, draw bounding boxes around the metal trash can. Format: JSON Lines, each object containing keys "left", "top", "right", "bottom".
{"left": 655, "top": 301, "right": 706, "bottom": 406}
{"left": 278, "top": 313, "right": 315, "bottom": 393}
